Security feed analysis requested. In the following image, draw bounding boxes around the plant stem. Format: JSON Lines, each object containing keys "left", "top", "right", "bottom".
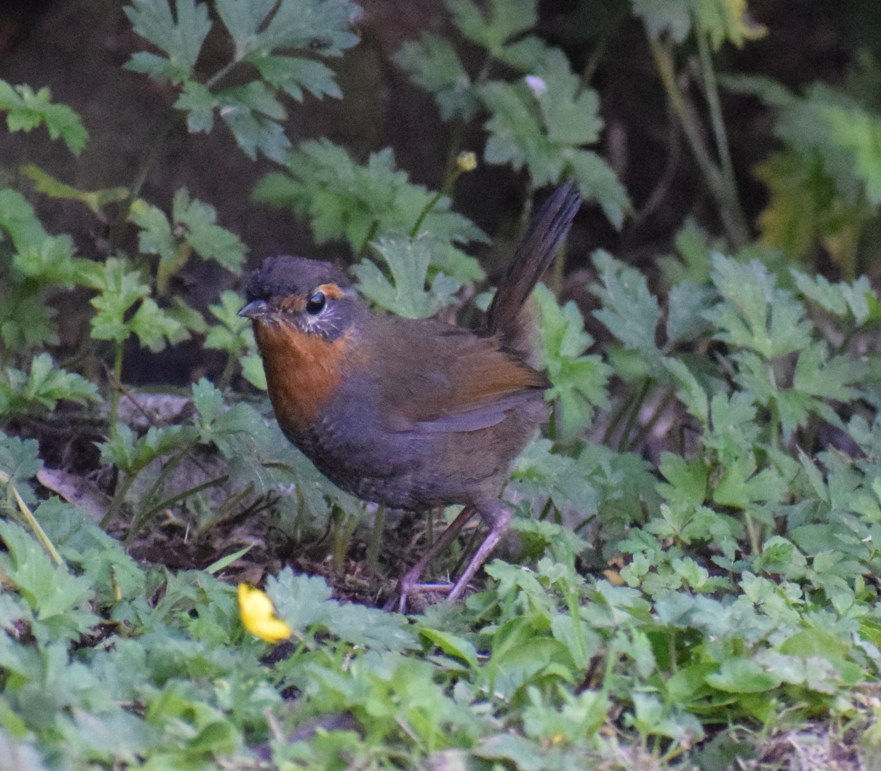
{"left": 618, "top": 378, "right": 651, "bottom": 452}
{"left": 125, "top": 473, "right": 230, "bottom": 544}
{"left": 365, "top": 506, "right": 386, "bottom": 572}
{"left": 649, "top": 38, "right": 749, "bottom": 249}
{"left": 102, "top": 471, "right": 137, "bottom": 529}
{"left": 108, "top": 341, "right": 124, "bottom": 431}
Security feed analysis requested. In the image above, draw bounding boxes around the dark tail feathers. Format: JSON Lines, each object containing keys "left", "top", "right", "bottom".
{"left": 484, "top": 184, "right": 581, "bottom": 346}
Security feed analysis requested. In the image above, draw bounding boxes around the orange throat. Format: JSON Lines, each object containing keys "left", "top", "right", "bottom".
{"left": 253, "top": 322, "right": 352, "bottom": 436}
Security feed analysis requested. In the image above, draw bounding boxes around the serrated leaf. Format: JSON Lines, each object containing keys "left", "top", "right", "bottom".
{"left": 355, "top": 236, "right": 460, "bottom": 319}
{"left": 658, "top": 453, "right": 709, "bottom": 507}
{"left": 666, "top": 281, "right": 716, "bottom": 345}
{"left": 708, "top": 254, "right": 812, "bottom": 358}
{"left": 214, "top": 0, "right": 277, "bottom": 59}
{"left": 172, "top": 189, "right": 246, "bottom": 271}
{"left": 0, "top": 431, "right": 42, "bottom": 483}
{"left": 706, "top": 657, "right": 782, "bottom": 693}
{"left": 0, "top": 520, "right": 95, "bottom": 627}
{"left": 89, "top": 258, "right": 151, "bottom": 344}
{"left": 251, "top": 56, "right": 342, "bottom": 101}
{"left": 533, "top": 50, "right": 602, "bottom": 147}
{"left": 253, "top": 0, "right": 360, "bottom": 56}
{"left": 511, "top": 438, "right": 599, "bottom": 517}
{"left": 393, "top": 33, "right": 477, "bottom": 121}
{"left": 566, "top": 149, "right": 630, "bottom": 229}
{"left": 480, "top": 80, "right": 564, "bottom": 184}
{"left": 254, "top": 140, "right": 487, "bottom": 267}
{"left": 205, "top": 290, "right": 252, "bottom": 355}
{"left": 448, "top": 0, "right": 537, "bottom": 64}
{"left": 793, "top": 269, "right": 874, "bottom": 326}
{"left": 0, "top": 354, "right": 100, "bottom": 416}
{"left": 591, "top": 250, "right": 662, "bottom": 365}
{"left": 129, "top": 199, "right": 176, "bottom": 262}
{"left": 124, "top": 0, "right": 211, "bottom": 84}
{"left": 0, "top": 80, "right": 87, "bottom": 154}
{"left": 534, "top": 284, "right": 609, "bottom": 438}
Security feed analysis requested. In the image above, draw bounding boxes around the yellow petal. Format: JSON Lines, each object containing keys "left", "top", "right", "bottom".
{"left": 238, "top": 584, "right": 292, "bottom": 643}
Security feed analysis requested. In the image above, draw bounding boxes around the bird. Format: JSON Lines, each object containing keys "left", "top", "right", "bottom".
{"left": 239, "top": 184, "right": 581, "bottom": 608}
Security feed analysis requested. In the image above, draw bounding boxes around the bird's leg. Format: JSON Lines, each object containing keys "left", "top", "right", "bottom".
{"left": 392, "top": 505, "right": 478, "bottom": 612}
{"left": 392, "top": 501, "right": 511, "bottom": 611}
{"left": 447, "top": 501, "right": 511, "bottom": 601}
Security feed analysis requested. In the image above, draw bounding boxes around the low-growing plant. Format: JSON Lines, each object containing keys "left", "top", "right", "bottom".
{"left": 1, "top": 0, "right": 881, "bottom": 769}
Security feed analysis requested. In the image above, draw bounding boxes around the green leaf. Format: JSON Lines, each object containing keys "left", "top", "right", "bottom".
{"left": 0, "top": 188, "right": 85, "bottom": 286}
{"left": 251, "top": 56, "right": 342, "bottom": 101}
{"left": 241, "top": 352, "right": 267, "bottom": 390}
{"left": 124, "top": 0, "right": 212, "bottom": 84}
{"left": 591, "top": 250, "right": 662, "bottom": 369}
{"left": 354, "top": 236, "right": 461, "bottom": 319}
{"left": 88, "top": 257, "right": 151, "bottom": 343}
{"left": 0, "top": 354, "right": 100, "bottom": 416}
{"left": 631, "top": 0, "right": 692, "bottom": 43}
{"left": 708, "top": 254, "right": 812, "bottom": 358}
{"left": 511, "top": 438, "right": 599, "bottom": 519}
{"left": 480, "top": 80, "right": 563, "bottom": 184}
{"left": 566, "top": 149, "right": 630, "bottom": 229}
{"left": 254, "top": 140, "right": 487, "bottom": 271}
{"left": 0, "top": 431, "right": 42, "bottom": 483}
{"left": 713, "top": 452, "right": 786, "bottom": 510}
{"left": 205, "top": 290, "right": 252, "bottom": 356}
{"left": 174, "top": 79, "right": 215, "bottom": 132}
{"left": 448, "top": 0, "right": 537, "bottom": 65}
{"left": 393, "top": 33, "right": 477, "bottom": 121}
{"left": 0, "top": 521, "right": 96, "bottom": 630}
{"left": 533, "top": 50, "right": 602, "bottom": 147}
{"left": 268, "top": 569, "right": 415, "bottom": 651}
{"left": 129, "top": 199, "right": 176, "bottom": 263}
{"left": 822, "top": 102, "right": 881, "bottom": 206}
{"left": 0, "top": 80, "right": 87, "bottom": 153}
{"left": 666, "top": 281, "right": 716, "bottom": 345}
{"left": 172, "top": 188, "right": 247, "bottom": 271}
{"left": 705, "top": 657, "right": 782, "bottom": 693}
{"left": 99, "top": 422, "right": 195, "bottom": 475}
{"left": 534, "top": 284, "right": 609, "bottom": 439}
{"left": 793, "top": 270, "right": 877, "bottom": 326}
{"left": 247, "top": 0, "right": 360, "bottom": 56}
{"left": 658, "top": 453, "right": 709, "bottom": 507}
{"left": 0, "top": 285, "right": 58, "bottom": 350}
{"left": 214, "top": 0, "right": 277, "bottom": 59}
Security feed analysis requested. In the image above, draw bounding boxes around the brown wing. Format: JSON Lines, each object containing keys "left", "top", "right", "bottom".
{"left": 362, "top": 315, "right": 548, "bottom": 432}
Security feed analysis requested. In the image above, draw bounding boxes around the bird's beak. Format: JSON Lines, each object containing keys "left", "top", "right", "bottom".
{"left": 238, "top": 299, "right": 270, "bottom": 320}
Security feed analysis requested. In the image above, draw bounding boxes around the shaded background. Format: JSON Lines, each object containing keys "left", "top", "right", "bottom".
{"left": 0, "top": 0, "right": 876, "bottom": 384}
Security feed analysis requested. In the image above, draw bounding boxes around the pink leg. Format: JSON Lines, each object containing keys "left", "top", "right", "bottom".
{"left": 391, "top": 502, "right": 511, "bottom": 611}
{"left": 448, "top": 504, "right": 511, "bottom": 601}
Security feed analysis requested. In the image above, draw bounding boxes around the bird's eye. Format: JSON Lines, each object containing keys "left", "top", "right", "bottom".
{"left": 305, "top": 292, "right": 326, "bottom": 315}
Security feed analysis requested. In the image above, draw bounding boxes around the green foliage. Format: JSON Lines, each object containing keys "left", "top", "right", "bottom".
{"left": 0, "top": 81, "right": 87, "bottom": 154}
{"left": 394, "top": 0, "right": 629, "bottom": 228}
{"left": 0, "top": 354, "right": 100, "bottom": 417}
{"left": 726, "top": 76, "right": 881, "bottom": 275}
{"left": 89, "top": 257, "right": 188, "bottom": 353}
{"left": 5, "top": 1, "right": 881, "bottom": 768}
{"left": 125, "top": 0, "right": 360, "bottom": 161}
{"left": 255, "top": 140, "right": 487, "bottom": 281}
{"left": 533, "top": 283, "right": 610, "bottom": 440}
{"left": 130, "top": 189, "right": 247, "bottom": 290}
{"left": 354, "top": 236, "right": 462, "bottom": 319}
